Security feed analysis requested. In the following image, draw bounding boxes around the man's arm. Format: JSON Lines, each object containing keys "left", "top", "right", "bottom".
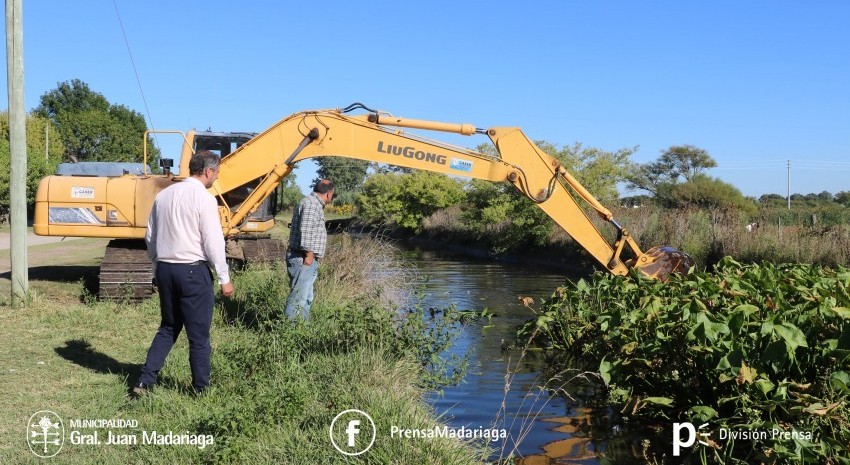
{"left": 199, "top": 196, "right": 234, "bottom": 297}
{"left": 145, "top": 202, "right": 158, "bottom": 271}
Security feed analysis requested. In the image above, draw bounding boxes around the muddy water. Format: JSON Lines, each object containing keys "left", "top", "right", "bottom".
{"left": 394, "top": 246, "right": 613, "bottom": 463}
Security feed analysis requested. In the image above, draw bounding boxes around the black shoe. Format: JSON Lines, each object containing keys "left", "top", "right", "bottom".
{"left": 129, "top": 382, "right": 150, "bottom": 398}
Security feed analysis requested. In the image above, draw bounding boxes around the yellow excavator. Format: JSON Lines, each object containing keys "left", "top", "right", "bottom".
{"left": 33, "top": 103, "right": 692, "bottom": 299}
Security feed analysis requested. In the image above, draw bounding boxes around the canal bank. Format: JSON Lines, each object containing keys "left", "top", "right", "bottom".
{"left": 327, "top": 218, "right": 597, "bottom": 276}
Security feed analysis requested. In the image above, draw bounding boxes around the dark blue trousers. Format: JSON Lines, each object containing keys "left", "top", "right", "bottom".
{"left": 138, "top": 261, "right": 214, "bottom": 391}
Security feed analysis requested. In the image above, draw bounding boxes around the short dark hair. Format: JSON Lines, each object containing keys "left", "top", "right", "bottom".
{"left": 313, "top": 179, "right": 335, "bottom": 194}
{"left": 189, "top": 151, "right": 220, "bottom": 176}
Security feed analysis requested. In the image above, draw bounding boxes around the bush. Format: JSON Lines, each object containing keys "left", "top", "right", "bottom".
{"left": 276, "top": 176, "right": 303, "bottom": 210}
{"left": 523, "top": 258, "right": 850, "bottom": 463}
{"left": 666, "top": 174, "right": 756, "bottom": 214}
{"left": 192, "top": 235, "right": 476, "bottom": 462}
{"left": 462, "top": 180, "right": 553, "bottom": 253}
{"left": 356, "top": 172, "right": 465, "bottom": 232}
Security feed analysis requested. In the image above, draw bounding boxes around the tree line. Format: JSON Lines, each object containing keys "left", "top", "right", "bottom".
{"left": 5, "top": 79, "right": 844, "bottom": 225}
{"left": 1, "top": 79, "right": 160, "bottom": 219}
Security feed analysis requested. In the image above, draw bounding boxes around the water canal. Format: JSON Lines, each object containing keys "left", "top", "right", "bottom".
{"left": 393, "top": 246, "right": 615, "bottom": 464}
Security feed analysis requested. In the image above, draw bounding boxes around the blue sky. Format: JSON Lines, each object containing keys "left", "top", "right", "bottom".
{"left": 2, "top": 1, "right": 848, "bottom": 197}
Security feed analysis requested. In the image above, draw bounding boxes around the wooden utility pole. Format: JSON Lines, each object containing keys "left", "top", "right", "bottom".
{"left": 786, "top": 160, "right": 791, "bottom": 210}
{"left": 6, "top": 0, "right": 28, "bottom": 306}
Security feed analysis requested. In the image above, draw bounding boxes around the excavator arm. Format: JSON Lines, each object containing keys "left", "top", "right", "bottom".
{"left": 212, "top": 104, "right": 692, "bottom": 279}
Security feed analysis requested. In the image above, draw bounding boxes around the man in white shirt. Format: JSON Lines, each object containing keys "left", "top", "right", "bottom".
{"left": 133, "top": 151, "right": 234, "bottom": 396}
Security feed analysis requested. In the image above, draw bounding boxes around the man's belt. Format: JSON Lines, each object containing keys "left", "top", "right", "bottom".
{"left": 158, "top": 260, "right": 209, "bottom": 266}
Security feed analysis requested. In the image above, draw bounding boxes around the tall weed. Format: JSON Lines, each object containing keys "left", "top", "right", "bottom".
{"left": 197, "top": 234, "right": 476, "bottom": 462}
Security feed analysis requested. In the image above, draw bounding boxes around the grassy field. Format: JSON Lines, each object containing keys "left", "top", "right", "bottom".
{"left": 0, "top": 228, "right": 482, "bottom": 464}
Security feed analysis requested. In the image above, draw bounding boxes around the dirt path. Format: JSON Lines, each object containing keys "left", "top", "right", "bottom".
{"left": 0, "top": 231, "right": 85, "bottom": 250}
{"left": 0, "top": 235, "right": 109, "bottom": 274}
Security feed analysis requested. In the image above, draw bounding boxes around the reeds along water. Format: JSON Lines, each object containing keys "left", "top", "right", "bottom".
{"left": 591, "top": 206, "right": 850, "bottom": 269}
{"left": 419, "top": 202, "right": 850, "bottom": 269}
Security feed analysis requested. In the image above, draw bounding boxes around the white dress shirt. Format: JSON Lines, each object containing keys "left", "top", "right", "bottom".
{"left": 145, "top": 177, "right": 230, "bottom": 285}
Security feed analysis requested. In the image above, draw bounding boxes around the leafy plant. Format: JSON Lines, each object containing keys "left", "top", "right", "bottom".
{"left": 522, "top": 258, "right": 850, "bottom": 463}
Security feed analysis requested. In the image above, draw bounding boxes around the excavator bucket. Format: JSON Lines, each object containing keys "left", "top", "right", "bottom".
{"left": 633, "top": 246, "right": 695, "bottom": 281}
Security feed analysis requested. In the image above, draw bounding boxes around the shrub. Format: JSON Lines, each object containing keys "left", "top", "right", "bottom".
{"left": 667, "top": 174, "right": 756, "bottom": 214}
{"left": 356, "top": 172, "right": 465, "bottom": 232}
{"left": 462, "top": 180, "right": 553, "bottom": 253}
{"left": 194, "top": 235, "right": 475, "bottom": 462}
{"left": 523, "top": 258, "right": 850, "bottom": 463}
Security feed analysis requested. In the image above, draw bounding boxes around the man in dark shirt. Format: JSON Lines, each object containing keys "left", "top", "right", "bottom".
{"left": 285, "top": 179, "right": 334, "bottom": 319}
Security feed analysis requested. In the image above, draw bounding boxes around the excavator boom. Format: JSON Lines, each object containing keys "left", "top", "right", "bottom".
{"left": 33, "top": 104, "right": 692, "bottom": 300}
{"left": 212, "top": 105, "right": 692, "bottom": 278}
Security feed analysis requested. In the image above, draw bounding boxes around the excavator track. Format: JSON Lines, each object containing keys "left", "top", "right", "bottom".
{"left": 99, "top": 239, "right": 155, "bottom": 301}
{"left": 239, "top": 237, "right": 288, "bottom": 265}
{"left": 97, "top": 237, "right": 286, "bottom": 301}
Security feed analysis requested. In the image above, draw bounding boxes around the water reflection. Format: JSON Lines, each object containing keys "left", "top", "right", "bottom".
{"left": 396, "top": 247, "right": 608, "bottom": 462}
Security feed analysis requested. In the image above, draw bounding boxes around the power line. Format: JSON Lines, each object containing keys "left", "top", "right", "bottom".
{"left": 112, "top": 0, "right": 158, "bottom": 149}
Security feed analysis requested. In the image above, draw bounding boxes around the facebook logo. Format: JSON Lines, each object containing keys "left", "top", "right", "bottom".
{"left": 346, "top": 420, "right": 360, "bottom": 447}
{"left": 330, "top": 409, "right": 375, "bottom": 456}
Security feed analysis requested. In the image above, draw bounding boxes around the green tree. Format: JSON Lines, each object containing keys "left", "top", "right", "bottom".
{"left": 816, "top": 190, "right": 834, "bottom": 203}
{"left": 668, "top": 174, "right": 755, "bottom": 212}
{"left": 835, "top": 191, "right": 850, "bottom": 207}
{"left": 660, "top": 144, "right": 717, "bottom": 181}
{"left": 356, "top": 172, "right": 465, "bottom": 232}
{"left": 478, "top": 140, "right": 634, "bottom": 203}
{"left": 313, "top": 157, "right": 369, "bottom": 205}
{"left": 277, "top": 175, "right": 303, "bottom": 210}
{"left": 759, "top": 193, "right": 785, "bottom": 204}
{"left": 549, "top": 142, "right": 635, "bottom": 203}
{"left": 463, "top": 179, "right": 553, "bottom": 253}
{"left": 34, "top": 79, "right": 159, "bottom": 166}
{"left": 0, "top": 113, "right": 63, "bottom": 217}
{"left": 356, "top": 173, "right": 404, "bottom": 225}
{"left": 628, "top": 144, "right": 717, "bottom": 196}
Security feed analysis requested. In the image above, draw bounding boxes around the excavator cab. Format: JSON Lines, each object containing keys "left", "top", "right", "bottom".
{"left": 191, "top": 131, "right": 281, "bottom": 229}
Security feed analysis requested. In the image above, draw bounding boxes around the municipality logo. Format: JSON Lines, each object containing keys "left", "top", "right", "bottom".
{"left": 27, "top": 410, "right": 65, "bottom": 458}
{"left": 329, "top": 409, "right": 376, "bottom": 456}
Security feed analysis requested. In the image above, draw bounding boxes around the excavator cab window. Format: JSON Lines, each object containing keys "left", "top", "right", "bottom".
{"left": 192, "top": 132, "right": 279, "bottom": 220}
{"left": 193, "top": 135, "right": 250, "bottom": 157}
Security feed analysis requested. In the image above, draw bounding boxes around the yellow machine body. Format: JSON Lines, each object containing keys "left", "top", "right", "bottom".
{"left": 34, "top": 106, "right": 692, "bottom": 281}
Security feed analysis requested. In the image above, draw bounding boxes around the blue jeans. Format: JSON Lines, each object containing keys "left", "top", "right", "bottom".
{"left": 284, "top": 256, "right": 319, "bottom": 320}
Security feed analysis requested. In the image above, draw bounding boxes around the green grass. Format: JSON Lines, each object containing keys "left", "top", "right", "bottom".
{"left": 0, "top": 236, "right": 481, "bottom": 464}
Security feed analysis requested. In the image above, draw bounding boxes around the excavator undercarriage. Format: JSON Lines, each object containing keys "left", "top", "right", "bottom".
{"left": 98, "top": 236, "right": 288, "bottom": 301}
